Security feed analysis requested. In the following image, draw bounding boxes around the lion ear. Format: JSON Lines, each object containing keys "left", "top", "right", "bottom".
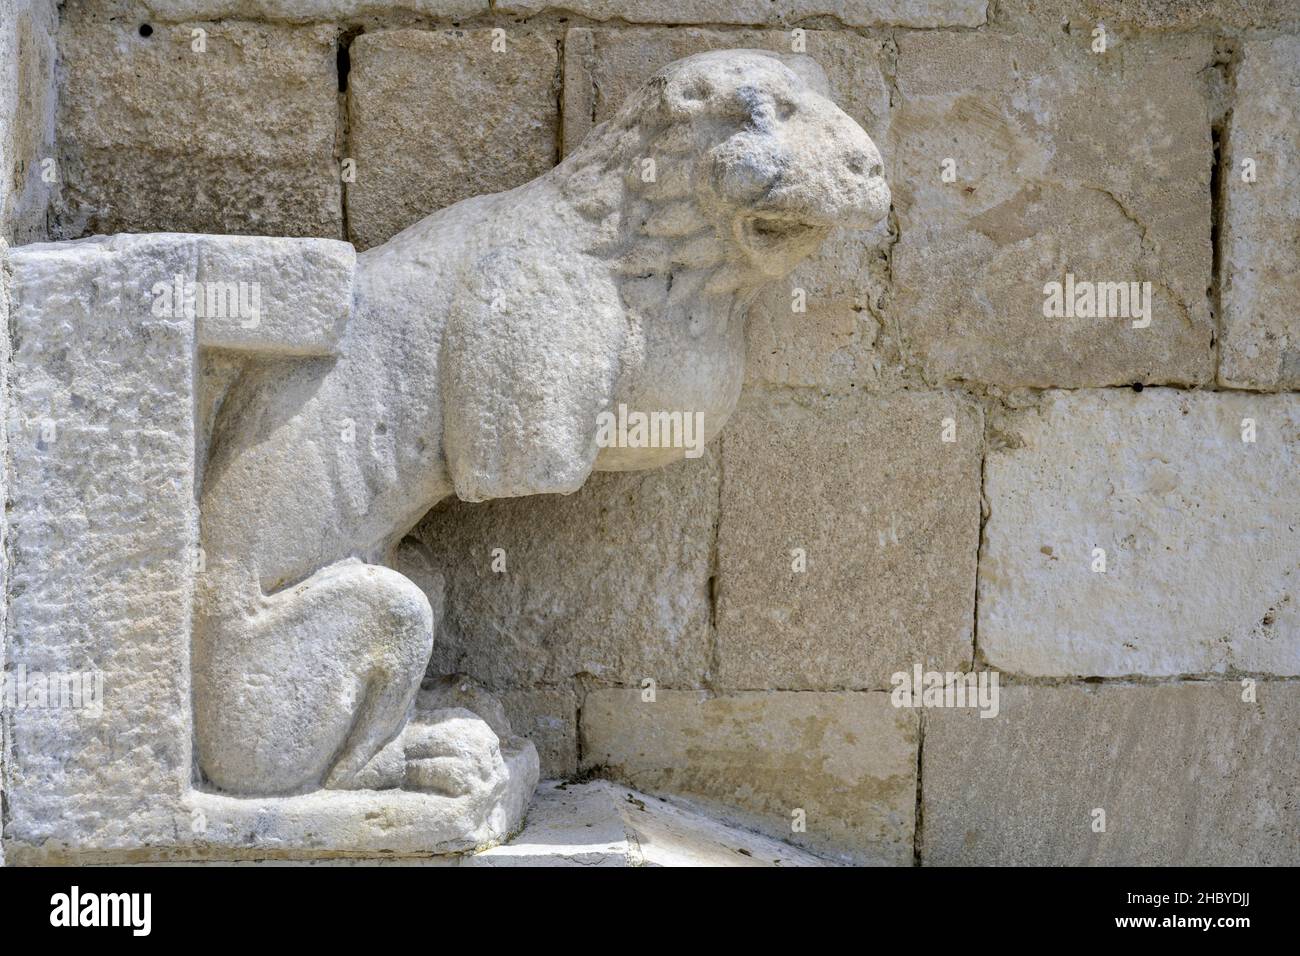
{"left": 440, "top": 250, "right": 625, "bottom": 503}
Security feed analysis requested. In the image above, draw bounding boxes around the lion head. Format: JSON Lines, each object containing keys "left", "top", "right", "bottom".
{"left": 562, "top": 49, "right": 890, "bottom": 290}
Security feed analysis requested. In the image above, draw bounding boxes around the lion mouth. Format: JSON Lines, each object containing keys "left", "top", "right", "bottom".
{"left": 735, "top": 213, "right": 824, "bottom": 256}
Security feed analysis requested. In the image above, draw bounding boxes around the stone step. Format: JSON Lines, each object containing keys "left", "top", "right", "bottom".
{"left": 467, "top": 780, "right": 832, "bottom": 867}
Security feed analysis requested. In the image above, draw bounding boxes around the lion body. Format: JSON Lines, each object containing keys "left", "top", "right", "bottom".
{"left": 193, "top": 49, "right": 888, "bottom": 796}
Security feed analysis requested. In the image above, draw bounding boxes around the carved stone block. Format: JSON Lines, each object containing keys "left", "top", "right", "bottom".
{"left": 2, "top": 50, "right": 888, "bottom": 861}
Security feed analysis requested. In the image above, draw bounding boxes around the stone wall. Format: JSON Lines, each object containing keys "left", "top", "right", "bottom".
{"left": 0, "top": 0, "right": 59, "bottom": 868}
{"left": 10, "top": 0, "right": 1300, "bottom": 863}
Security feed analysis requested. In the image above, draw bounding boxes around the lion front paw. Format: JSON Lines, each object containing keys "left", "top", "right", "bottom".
{"left": 402, "top": 708, "right": 507, "bottom": 798}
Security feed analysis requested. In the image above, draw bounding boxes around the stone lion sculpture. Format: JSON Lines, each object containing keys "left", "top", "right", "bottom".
{"left": 194, "top": 50, "right": 889, "bottom": 808}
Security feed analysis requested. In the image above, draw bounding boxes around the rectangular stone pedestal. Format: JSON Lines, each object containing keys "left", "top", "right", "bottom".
{"left": 0, "top": 233, "right": 543, "bottom": 863}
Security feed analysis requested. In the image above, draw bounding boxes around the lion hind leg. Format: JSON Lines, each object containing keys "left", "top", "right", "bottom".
{"left": 196, "top": 560, "right": 434, "bottom": 795}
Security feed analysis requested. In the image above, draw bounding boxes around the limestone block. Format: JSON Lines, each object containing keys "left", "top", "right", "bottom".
{"left": 0, "top": 238, "right": 10, "bottom": 869}
{"left": 501, "top": 0, "right": 985, "bottom": 28}
{"left": 0, "top": 0, "right": 57, "bottom": 243}
{"left": 414, "top": 455, "right": 719, "bottom": 690}
{"left": 3, "top": 233, "right": 200, "bottom": 855}
{"left": 564, "top": 27, "right": 896, "bottom": 392}
{"left": 186, "top": 739, "right": 537, "bottom": 857}
{"left": 56, "top": 12, "right": 341, "bottom": 238}
{"left": 580, "top": 689, "right": 919, "bottom": 864}
{"left": 1219, "top": 37, "right": 1300, "bottom": 390}
{"left": 192, "top": 235, "right": 355, "bottom": 354}
{"left": 345, "top": 29, "right": 559, "bottom": 249}
{"left": 743, "top": 247, "right": 894, "bottom": 391}
{"left": 716, "top": 390, "right": 982, "bottom": 689}
{"left": 922, "top": 683, "right": 1300, "bottom": 865}
{"left": 17, "top": 233, "right": 354, "bottom": 355}
{"left": 996, "top": 0, "right": 1300, "bottom": 32}
{"left": 498, "top": 684, "right": 579, "bottom": 779}
{"left": 1, "top": 233, "right": 537, "bottom": 861}
{"left": 129, "top": 0, "right": 486, "bottom": 20}
{"left": 980, "top": 389, "right": 1300, "bottom": 677}
{"left": 470, "top": 780, "right": 831, "bottom": 866}
{"left": 562, "top": 28, "right": 888, "bottom": 155}
{"left": 891, "top": 32, "right": 1215, "bottom": 387}
{"left": 470, "top": 780, "right": 633, "bottom": 867}
{"left": 104, "top": 780, "right": 832, "bottom": 866}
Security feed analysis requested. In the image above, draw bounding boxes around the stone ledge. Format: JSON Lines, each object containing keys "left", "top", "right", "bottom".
{"left": 580, "top": 689, "right": 919, "bottom": 865}
{"left": 460, "top": 780, "right": 833, "bottom": 866}
{"left": 9, "top": 233, "right": 355, "bottom": 356}
{"left": 501, "top": 0, "right": 986, "bottom": 28}
{"left": 185, "top": 740, "right": 537, "bottom": 857}
{"left": 10, "top": 777, "right": 824, "bottom": 866}
{"left": 128, "top": 0, "right": 987, "bottom": 28}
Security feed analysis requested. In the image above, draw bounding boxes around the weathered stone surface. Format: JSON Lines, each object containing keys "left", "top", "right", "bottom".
{"left": 346, "top": 29, "right": 559, "bottom": 250}
{"left": 470, "top": 780, "right": 831, "bottom": 866}
{"left": 498, "top": 684, "right": 579, "bottom": 779}
{"left": 125, "top": 779, "right": 832, "bottom": 865}
{"left": 3, "top": 234, "right": 199, "bottom": 855}
{"left": 415, "top": 455, "right": 719, "bottom": 690}
{"left": 892, "top": 32, "right": 1215, "bottom": 387}
{"left": 18, "top": 233, "right": 354, "bottom": 355}
{"left": 416, "top": 673, "right": 513, "bottom": 739}
{"left": 503, "top": 0, "right": 986, "bottom": 28}
{"left": 0, "top": 0, "right": 56, "bottom": 243}
{"left": 471, "top": 780, "right": 632, "bottom": 867}
{"left": 186, "top": 736, "right": 536, "bottom": 858}
{"left": 193, "top": 236, "right": 355, "bottom": 353}
{"left": 716, "top": 390, "right": 981, "bottom": 689}
{"left": 980, "top": 389, "right": 1300, "bottom": 678}
{"left": 0, "top": 3, "right": 55, "bottom": 866}
{"left": 1219, "top": 37, "right": 1300, "bottom": 391}
{"left": 743, "top": 235, "right": 896, "bottom": 391}
{"left": 923, "top": 683, "right": 1300, "bottom": 865}
{"left": 0, "top": 240, "right": 10, "bottom": 870}
{"left": 565, "top": 27, "right": 896, "bottom": 391}
{"left": 996, "top": 0, "right": 1300, "bottom": 32}
{"left": 56, "top": 12, "right": 341, "bottom": 238}
{"left": 563, "top": 28, "right": 888, "bottom": 155}
{"left": 580, "top": 689, "right": 918, "bottom": 864}
{"left": 132, "top": 0, "right": 485, "bottom": 20}
{"left": 0, "top": 233, "right": 540, "bottom": 862}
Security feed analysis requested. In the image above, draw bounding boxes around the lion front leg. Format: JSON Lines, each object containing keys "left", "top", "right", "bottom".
{"left": 195, "top": 559, "right": 434, "bottom": 795}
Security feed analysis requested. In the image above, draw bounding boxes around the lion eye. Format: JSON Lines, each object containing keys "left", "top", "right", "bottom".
{"left": 681, "top": 79, "right": 713, "bottom": 102}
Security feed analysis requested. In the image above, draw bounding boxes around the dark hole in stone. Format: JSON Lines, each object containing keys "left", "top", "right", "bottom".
{"left": 1131, "top": 382, "right": 1144, "bottom": 392}
{"left": 139, "top": 24, "right": 153, "bottom": 38}
{"left": 336, "top": 44, "right": 350, "bottom": 92}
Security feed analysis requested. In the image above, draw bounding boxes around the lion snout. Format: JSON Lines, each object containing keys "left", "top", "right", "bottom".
{"left": 838, "top": 162, "right": 892, "bottom": 228}
{"left": 776, "top": 104, "right": 891, "bottom": 229}
{"left": 710, "top": 102, "right": 890, "bottom": 235}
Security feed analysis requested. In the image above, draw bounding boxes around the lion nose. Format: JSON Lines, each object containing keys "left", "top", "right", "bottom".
{"left": 811, "top": 110, "right": 889, "bottom": 227}
{"left": 846, "top": 151, "right": 882, "bottom": 180}
{"left": 839, "top": 150, "right": 890, "bottom": 228}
